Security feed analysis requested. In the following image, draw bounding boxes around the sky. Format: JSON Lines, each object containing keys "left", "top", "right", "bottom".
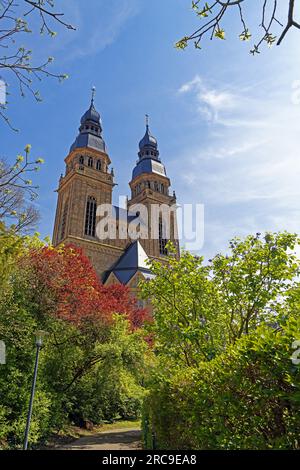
{"left": 1, "top": 0, "right": 300, "bottom": 259}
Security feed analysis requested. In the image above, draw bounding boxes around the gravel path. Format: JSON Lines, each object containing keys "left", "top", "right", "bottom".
{"left": 60, "top": 428, "right": 142, "bottom": 450}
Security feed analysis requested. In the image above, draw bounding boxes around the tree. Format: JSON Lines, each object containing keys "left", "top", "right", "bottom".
{"left": 140, "top": 232, "right": 300, "bottom": 367}
{"left": 143, "top": 317, "right": 300, "bottom": 450}
{"left": 23, "top": 242, "right": 149, "bottom": 327}
{"left": 0, "top": 232, "right": 151, "bottom": 448}
{"left": 0, "top": 145, "right": 44, "bottom": 232}
{"left": 0, "top": 0, "right": 75, "bottom": 128}
{"left": 43, "top": 315, "right": 149, "bottom": 423}
{"left": 140, "top": 243, "right": 227, "bottom": 367}
{"left": 211, "top": 232, "right": 300, "bottom": 342}
{"left": 176, "top": 0, "right": 300, "bottom": 54}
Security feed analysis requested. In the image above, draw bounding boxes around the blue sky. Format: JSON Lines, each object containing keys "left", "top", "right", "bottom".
{"left": 2, "top": 0, "right": 300, "bottom": 258}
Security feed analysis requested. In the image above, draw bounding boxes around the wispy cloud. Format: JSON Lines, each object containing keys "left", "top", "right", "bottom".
{"left": 178, "top": 75, "right": 238, "bottom": 122}
{"left": 45, "top": 0, "right": 140, "bottom": 62}
{"left": 174, "top": 74, "right": 300, "bottom": 256}
{"left": 72, "top": 1, "right": 139, "bottom": 59}
{"left": 178, "top": 74, "right": 272, "bottom": 127}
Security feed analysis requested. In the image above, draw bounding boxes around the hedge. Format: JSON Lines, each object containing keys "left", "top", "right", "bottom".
{"left": 143, "top": 318, "right": 300, "bottom": 450}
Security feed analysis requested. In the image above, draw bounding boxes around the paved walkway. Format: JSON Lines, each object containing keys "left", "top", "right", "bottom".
{"left": 60, "top": 428, "right": 142, "bottom": 450}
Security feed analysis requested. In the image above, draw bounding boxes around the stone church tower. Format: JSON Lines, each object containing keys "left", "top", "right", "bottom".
{"left": 53, "top": 94, "right": 179, "bottom": 287}
{"left": 128, "top": 116, "right": 178, "bottom": 259}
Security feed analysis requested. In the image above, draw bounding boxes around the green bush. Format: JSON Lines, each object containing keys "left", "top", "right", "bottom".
{"left": 143, "top": 318, "right": 300, "bottom": 450}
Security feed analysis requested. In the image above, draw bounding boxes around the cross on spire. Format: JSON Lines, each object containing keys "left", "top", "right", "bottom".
{"left": 145, "top": 114, "right": 149, "bottom": 129}
{"left": 91, "top": 86, "right": 96, "bottom": 105}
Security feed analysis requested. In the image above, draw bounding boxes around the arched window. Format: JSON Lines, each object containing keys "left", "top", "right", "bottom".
{"left": 96, "top": 160, "right": 101, "bottom": 171}
{"left": 85, "top": 196, "right": 97, "bottom": 237}
{"left": 154, "top": 182, "right": 159, "bottom": 192}
{"left": 88, "top": 157, "right": 93, "bottom": 168}
{"left": 159, "top": 214, "right": 168, "bottom": 255}
{"left": 161, "top": 183, "right": 164, "bottom": 193}
{"left": 79, "top": 156, "right": 84, "bottom": 165}
{"left": 60, "top": 199, "right": 69, "bottom": 240}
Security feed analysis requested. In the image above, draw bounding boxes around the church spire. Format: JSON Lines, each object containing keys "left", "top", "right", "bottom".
{"left": 138, "top": 115, "right": 159, "bottom": 160}
{"left": 131, "top": 116, "right": 166, "bottom": 181}
{"left": 91, "top": 85, "right": 96, "bottom": 106}
{"left": 70, "top": 90, "right": 106, "bottom": 153}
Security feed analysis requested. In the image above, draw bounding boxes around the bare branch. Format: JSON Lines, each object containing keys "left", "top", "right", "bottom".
{"left": 177, "top": 0, "right": 300, "bottom": 54}
{"left": 0, "top": 0, "right": 75, "bottom": 128}
{"left": 0, "top": 145, "right": 43, "bottom": 232}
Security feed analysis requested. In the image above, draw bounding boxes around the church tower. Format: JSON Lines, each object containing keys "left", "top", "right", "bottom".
{"left": 127, "top": 117, "right": 179, "bottom": 259}
{"left": 52, "top": 91, "right": 125, "bottom": 277}
{"left": 53, "top": 96, "right": 179, "bottom": 285}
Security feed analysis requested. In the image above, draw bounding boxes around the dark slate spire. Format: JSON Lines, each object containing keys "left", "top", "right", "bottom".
{"left": 70, "top": 87, "right": 106, "bottom": 153}
{"left": 138, "top": 115, "right": 159, "bottom": 160}
{"left": 132, "top": 116, "right": 167, "bottom": 180}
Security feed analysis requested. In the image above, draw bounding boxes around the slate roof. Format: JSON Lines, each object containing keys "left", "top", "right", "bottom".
{"left": 132, "top": 122, "right": 168, "bottom": 180}
{"left": 80, "top": 103, "right": 100, "bottom": 124}
{"left": 70, "top": 133, "right": 106, "bottom": 153}
{"left": 70, "top": 99, "right": 106, "bottom": 153}
{"left": 105, "top": 241, "right": 154, "bottom": 285}
{"left": 132, "top": 157, "right": 167, "bottom": 180}
{"left": 139, "top": 125, "right": 157, "bottom": 150}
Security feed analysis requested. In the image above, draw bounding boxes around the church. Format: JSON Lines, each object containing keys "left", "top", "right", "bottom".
{"left": 52, "top": 92, "right": 179, "bottom": 290}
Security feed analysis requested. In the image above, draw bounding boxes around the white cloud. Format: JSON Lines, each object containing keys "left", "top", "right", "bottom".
{"left": 200, "top": 89, "right": 236, "bottom": 112}
{"left": 178, "top": 76, "right": 202, "bottom": 93}
{"left": 178, "top": 74, "right": 237, "bottom": 121}
{"left": 174, "top": 74, "right": 300, "bottom": 257}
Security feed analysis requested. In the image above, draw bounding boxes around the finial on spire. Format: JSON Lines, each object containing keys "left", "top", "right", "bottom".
{"left": 145, "top": 114, "right": 149, "bottom": 129}
{"left": 91, "top": 86, "right": 96, "bottom": 105}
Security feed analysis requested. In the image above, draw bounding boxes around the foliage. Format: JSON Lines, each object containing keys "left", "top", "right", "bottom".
{"left": 177, "top": 0, "right": 300, "bottom": 54}
{"left": 142, "top": 232, "right": 300, "bottom": 450}
{"left": 141, "top": 233, "right": 300, "bottom": 366}
{"left": 211, "top": 232, "right": 300, "bottom": 341}
{"left": 0, "top": 230, "right": 150, "bottom": 449}
{"left": 0, "top": 145, "right": 44, "bottom": 232}
{"left": 143, "top": 316, "right": 300, "bottom": 450}
{"left": 140, "top": 243, "right": 226, "bottom": 367}
{"left": 23, "top": 243, "right": 150, "bottom": 326}
{"left": 0, "top": 222, "right": 23, "bottom": 283}
{"left": 2, "top": 226, "right": 300, "bottom": 450}
{"left": 56, "top": 316, "right": 148, "bottom": 425}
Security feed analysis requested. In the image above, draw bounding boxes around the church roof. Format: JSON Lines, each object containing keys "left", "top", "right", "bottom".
{"left": 139, "top": 125, "right": 158, "bottom": 150}
{"left": 132, "top": 157, "right": 167, "bottom": 180}
{"left": 70, "top": 133, "right": 106, "bottom": 153}
{"left": 70, "top": 92, "right": 106, "bottom": 153}
{"left": 105, "top": 241, "right": 154, "bottom": 285}
{"left": 80, "top": 102, "right": 100, "bottom": 125}
{"left": 132, "top": 118, "right": 167, "bottom": 180}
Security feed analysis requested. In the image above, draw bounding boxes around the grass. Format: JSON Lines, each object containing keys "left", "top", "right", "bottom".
{"left": 95, "top": 419, "right": 141, "bottom": 432}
